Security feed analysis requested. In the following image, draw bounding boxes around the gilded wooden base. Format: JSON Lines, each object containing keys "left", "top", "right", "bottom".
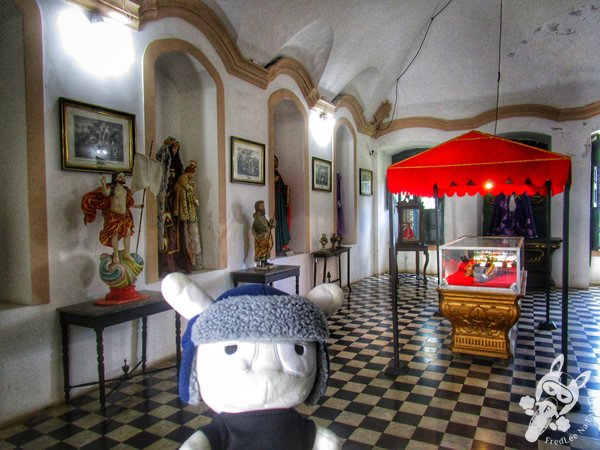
{"left": 438, "top": 273, "right": 526, "bottom": 359}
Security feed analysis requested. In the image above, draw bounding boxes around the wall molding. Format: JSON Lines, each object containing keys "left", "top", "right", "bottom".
{"left": 267, "top": 58, "right": 320, "bottom": 110}
{"left": 140, "top": 0, "right": 268, "bottom": 89}
{"left": 333, "top": 95, "right": 376, "bottom": 136}
{"left": 268, "top": 89, "right": 310, "bottom": 255}
{"left": 376, "top": 101, "right": 600, "bottom": 137}
{"left": 143, "top": 38, "right": 227, "bottom": 282}
{"left": 15, "top": 0, "right": 49, "bottom": 305}
{"left": 140, "top": 0, "right": 600, "bottom": 140}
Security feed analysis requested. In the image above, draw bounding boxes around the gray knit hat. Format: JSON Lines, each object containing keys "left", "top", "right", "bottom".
{"left": 182, "top": 287, "right": 330, "bottom": 406}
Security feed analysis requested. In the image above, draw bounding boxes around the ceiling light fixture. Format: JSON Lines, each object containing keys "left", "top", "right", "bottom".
{"left": 58, "top": 6, "right": 134, "bottom": 77}
{"left": 311, "top": 98, "right": 335, "bottom": 119}
{"left": 66, "top": 0, "right": 140, "bottom": 29}
{"left": 310, "top": 99, "right": 335, "bottom": 147}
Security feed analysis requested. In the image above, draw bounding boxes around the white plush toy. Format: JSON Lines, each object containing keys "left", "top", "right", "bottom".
{"left": 161, "top": 273, "right": 344, "bottom": 450}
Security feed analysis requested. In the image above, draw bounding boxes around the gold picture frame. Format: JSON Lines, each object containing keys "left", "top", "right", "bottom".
{"left": 60, "top": 97, "right": 135, "bottom": 174}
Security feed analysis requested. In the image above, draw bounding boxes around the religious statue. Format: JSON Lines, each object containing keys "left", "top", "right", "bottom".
{"left": 81, "top": 171, "right": 147, "bottom": 304}
{"left": 274, "top": 155, "right": 291, "bottom": 256}
{"left": 489, "top": 192, "right": 537, "bottom": 238}
{"left": 156, "top": 137, "right": 194, "bottom": 277}
{"left": 174, "top": 160, "right": 202, "bottom": 269}
{"left": 252, "top": 200, "right": 275, "bottom": 267}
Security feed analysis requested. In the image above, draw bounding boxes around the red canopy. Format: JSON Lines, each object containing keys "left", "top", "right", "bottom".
{"left": 387, "top": 130, "right": 571, "bottom": 197}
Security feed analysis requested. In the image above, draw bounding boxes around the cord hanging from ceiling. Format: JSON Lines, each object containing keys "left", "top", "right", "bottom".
{"left": 494, "top": 0, "right": 504, "bottom": 136}
{"left": 379, "top": 0, "right": 454, "bottom": 132}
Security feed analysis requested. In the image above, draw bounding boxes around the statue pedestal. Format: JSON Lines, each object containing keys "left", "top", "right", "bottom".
{"left": 437, "top": 272, "right": 526, "bottom": 360}
{"left": 95, "top": 252, "right": 148, "bottom": 306}
{"left": 94, "top": 285, "right": 150, "bottom": 306}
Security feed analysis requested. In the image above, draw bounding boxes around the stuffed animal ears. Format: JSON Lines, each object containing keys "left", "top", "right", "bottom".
{"left": 161, "top": 272, "right": 343, "bottom": 320}
{"left": 306, "top": 283, "right": 344, "bottom": 318}
{"left": 161, "top": 273, "right": 214, "bottom": 320}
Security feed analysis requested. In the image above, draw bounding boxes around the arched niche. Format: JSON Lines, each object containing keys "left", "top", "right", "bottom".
{"left": 0, "top": 0, "right": 49, "bottom": 305}
{"left": 143, "top": 39, "right": 226, "bottom": 282}
{"left": 268, "top": 90, "right": 309, "bottom": 256}
{"left": 333, "top": 119, "right": 357, "bottom": 244}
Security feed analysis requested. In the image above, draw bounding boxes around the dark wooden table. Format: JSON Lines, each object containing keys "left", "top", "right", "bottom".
{"left": 396, "top": 242, "right": 429, "bottom": 284}
{"left": 311, "top": 246, "right": 351, "bottom": 292}
{"left": 524, "top": 237, "right": 562, "bottom": 291}
{"left": 57, "top": 291, "right": 181, "bottom": 414}
{"left": 231, "top": 265, "right": 300, "bottom": 294}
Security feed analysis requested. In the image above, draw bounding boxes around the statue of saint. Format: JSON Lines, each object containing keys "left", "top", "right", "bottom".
{"left": 156, "top": 137, "right": 193, "bottom": 276}
{"left": 274, "top": 155, "right": 291, "bottom": 256}
{"left": 252, "top": 200, "right": 275, "bottom": 267}
{"left": 82, "top": 171, "right": 143, "bottom": 265}
{"left": 174, "top": 161, "right": 202, "bottom": 269}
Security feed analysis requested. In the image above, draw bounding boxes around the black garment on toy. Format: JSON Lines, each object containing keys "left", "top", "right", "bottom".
{"left": 201, "top": 409, "right": 316, "bottom": 450}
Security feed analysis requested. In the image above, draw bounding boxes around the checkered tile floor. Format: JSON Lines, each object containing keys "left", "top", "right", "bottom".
{"left": 1, "top": 274, "right": 599, "bottom": 449}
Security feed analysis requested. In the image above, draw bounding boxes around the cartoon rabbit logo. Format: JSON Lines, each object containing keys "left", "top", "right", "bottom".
{"left": 519, "top": 354, "right": 591, "bottom": 442}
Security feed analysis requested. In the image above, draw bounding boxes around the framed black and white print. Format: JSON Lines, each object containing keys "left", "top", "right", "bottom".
{"left": 230, "top": 136, "right": 265, "bottom": 185}
{"left": 359, "top": 168, "right": 373, "bottom": 196}
{"left": 312, "top": 157, "right": 332, "bottom": 192}
{"left": 60, "top": 97, "right": 135, "bottom": 174}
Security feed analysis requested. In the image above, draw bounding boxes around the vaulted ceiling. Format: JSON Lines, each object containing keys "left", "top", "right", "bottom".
{"left": 205, "top": 0, "right": 600, "bottom": 124}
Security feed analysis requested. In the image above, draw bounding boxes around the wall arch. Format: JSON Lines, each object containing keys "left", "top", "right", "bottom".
{"left": 333, "top": 117, "right": 358, "bottom": 244}
{"left": 143, "top": 39, "right": 226, "bottom": 282}
{"left": 268, "top": 89, "right": 310, "bottom": 256}
{"left": 0, "top": 0, "right": 48, "bottom": 305}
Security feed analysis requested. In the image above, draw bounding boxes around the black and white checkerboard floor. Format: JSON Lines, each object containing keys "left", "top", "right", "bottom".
{"left": 1, "top": 274, "right": 599, "bottom": 449}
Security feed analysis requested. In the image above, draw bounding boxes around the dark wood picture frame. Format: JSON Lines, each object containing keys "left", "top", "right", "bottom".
{"left": 60, "top": 97, "right": 135, "bottom": 174}
{"left": 397, "top": 198, "right": 424, "bottom": 244}
{"left": 359, "top": 168, "right": 373, "bottom": 196}
{"left": 230, "top": 136, "right": 266, "bottom": 185}
{"left": 312, "top": 157, "right": 332, "bottom": 192}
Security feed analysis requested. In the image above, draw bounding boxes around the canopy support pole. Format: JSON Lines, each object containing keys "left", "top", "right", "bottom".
{"left": 539, "top": 180, "right": 556, "bottom": 330}
{"left": 434, "top": 185, "right": 442, "bottom": 311}
{"left": 385, "top": 189, "right": 408, "bottom": 377}
{"left": 561, "top": 174, "right": 571, "bottom": 375}
{"left": 434, "top": 185, "right": 441, "bottom": 283}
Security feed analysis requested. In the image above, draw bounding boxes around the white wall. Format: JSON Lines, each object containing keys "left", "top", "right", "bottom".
{"left": 2, "top": 0, "right": 599, "bottom": 426}
{"left": 0, "top": 0, "right": 381, "bottom": 424}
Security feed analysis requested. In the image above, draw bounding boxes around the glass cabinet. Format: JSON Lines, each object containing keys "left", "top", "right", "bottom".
{"left": 397, "top": 198, "right": 423, "bottom": 245}
{"left": 439, "top": 236, "right": 524, "bottom": 293}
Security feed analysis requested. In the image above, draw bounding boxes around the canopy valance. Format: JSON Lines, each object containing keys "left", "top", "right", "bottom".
{"left": 386, "top": 130, "right": 571, "bottom": 197}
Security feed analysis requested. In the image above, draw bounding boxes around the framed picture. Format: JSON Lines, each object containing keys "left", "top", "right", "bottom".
{"left": 230, "top": 136, "right": 265, "bottom": 185}
{"left": 312, "top": 157, "right": 332, "bottom": 192}
{"left": 60, "top": 97, "right": 135, "bottom": 174}
{"left": 359, "top": 168, "right": 373, "bottom": 196}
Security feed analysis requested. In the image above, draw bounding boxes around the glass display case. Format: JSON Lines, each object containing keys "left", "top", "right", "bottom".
{"left": 439, "top": 236, "right": 524, "bottom": 293}
{"left": 396, "top": 197, "right": 423, "bottom": 245}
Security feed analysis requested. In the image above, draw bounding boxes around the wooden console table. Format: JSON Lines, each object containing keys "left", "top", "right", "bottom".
{"left": 438, "top": 272, "right": 527, "bottom": 360}
{"left": 57, "top": 291, "right": 181, "bottom": 414}
{"left": 395, "top": 242, "right": 429, "bottom": 284}
{"left": 524, "top": 238, "right": 561, "bottom": 291}
{"left": 231, "top": 265, "right": 300, "bottom": 294}
{"left": 311, "top": 246, "right": 351, "bottom": 292}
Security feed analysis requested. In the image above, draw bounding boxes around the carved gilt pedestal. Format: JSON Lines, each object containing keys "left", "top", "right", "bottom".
{"left": 438, "top": 273, "right": 526, "bottom": 360}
